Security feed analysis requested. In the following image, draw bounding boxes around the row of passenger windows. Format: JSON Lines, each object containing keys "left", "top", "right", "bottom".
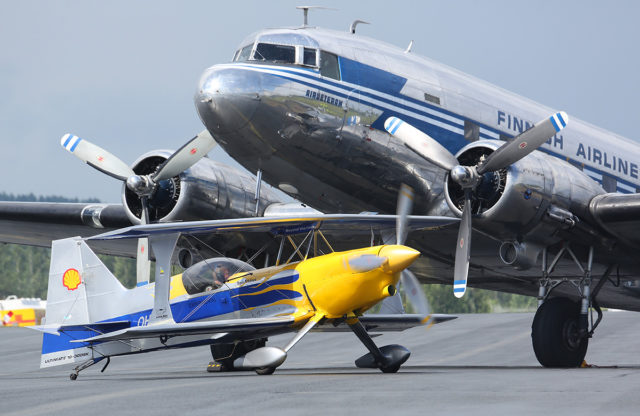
{"left": 233, "top": 43, "right": 341, "bottom": 80}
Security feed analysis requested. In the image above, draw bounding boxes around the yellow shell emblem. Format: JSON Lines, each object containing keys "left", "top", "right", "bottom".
{"left": 63, "top": 268, "right": 82, "bottom": 291}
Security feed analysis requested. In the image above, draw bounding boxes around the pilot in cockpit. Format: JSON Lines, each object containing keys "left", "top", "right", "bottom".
{"left": 212, "top": 264, "right": 231, "bottom": 289}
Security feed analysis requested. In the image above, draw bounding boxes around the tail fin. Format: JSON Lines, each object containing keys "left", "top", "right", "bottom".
{"left": 41, "top": 237, "right": 127, "bottom": 368}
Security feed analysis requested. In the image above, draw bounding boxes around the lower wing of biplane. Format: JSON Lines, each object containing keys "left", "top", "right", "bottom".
{"left": 36, "top": 213, "right": 457, "bottom": 379}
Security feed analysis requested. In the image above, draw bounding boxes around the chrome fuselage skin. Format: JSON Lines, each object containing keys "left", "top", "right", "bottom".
{"left": 195, "top": 27, "right": 640, "bottom": 219}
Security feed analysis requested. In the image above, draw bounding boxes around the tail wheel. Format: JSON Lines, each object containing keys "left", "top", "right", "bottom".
{"left": 532, "top": 297, "right": 588, "bottom": 367}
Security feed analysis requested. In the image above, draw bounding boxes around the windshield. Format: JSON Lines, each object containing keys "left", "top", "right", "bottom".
{"left": 181, "top": 258, "right": 255, "bottom": 295}
{"left": 253, "top": 43, "right": 295, "bottom": 64}
{"left": 233, "top": 44, "right": 253, "bottom": 62}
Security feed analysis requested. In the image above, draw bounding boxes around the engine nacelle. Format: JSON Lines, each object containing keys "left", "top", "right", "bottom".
{"left": 122, "top": 150, "right": 283, "bottom": 225}
{"left": 445, "top": 141, "right": 606, "bottom": 248}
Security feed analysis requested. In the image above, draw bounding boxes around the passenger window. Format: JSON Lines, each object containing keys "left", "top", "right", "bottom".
{"left": 303, "top": 48, "right": 317, "bottom": 66}
{"left": 320, "top": 51, "right": 340, "bottom": 80}
{"left": 253, "top": 43, "right": 295, "bottom": 64}
{"left": 235, "top": 44, "right": 253, "bottom": 62}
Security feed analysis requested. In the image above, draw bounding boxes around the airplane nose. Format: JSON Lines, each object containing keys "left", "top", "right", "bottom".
{"left": 379, "top": 245, "right": 420, "bottom": 273}
{"left": 195, "top": 66, "right": 262, "bottom": 135}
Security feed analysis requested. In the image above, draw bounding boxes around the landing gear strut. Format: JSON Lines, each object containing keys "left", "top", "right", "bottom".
{"left": 532, "top": 244, "right": 615, "bottom": 367}
{"left": 349, "top": 319, "right": 410, "bottom": 373}
{"left": 69, "top": 356, "right": 109, "bottom": 380}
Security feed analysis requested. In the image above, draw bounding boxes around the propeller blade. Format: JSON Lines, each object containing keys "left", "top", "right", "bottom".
{"left": 136, "top": 198, "right": 151, "bottom": 285}
{"left": 400, "top": 269, "right": 431, "bottom": 316}
{"left": 378, "top": 291, "right": 405, "bottom": 314}
{"left": 153, "top": 130, "right": 217, "bottom": 181}
{"left": 384, "top": 117, "right": 458, "bottom": 172}
{"left": 477, "top": 111, "right": 568, "bottom": 174}
{"left": 60, "top": 133, "right": 134, "bottom": 181}
{"left": 396, "top": 184, "right": 414, "bottom": 245}
{"left": 136, "top": 237, "right": 151, "bottom": 286}
{"left": 453, "top": 190, "right": 473, "bottom": 298}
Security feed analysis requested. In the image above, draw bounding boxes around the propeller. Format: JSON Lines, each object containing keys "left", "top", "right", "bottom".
{"left": 61, "top": 130, "right": 217, "bottom": 285}
{"left": 377, "top": 182, "right": 432, "bottom": 316}
{"left": 385, "top": 112, "right": 569, "bottom": 297}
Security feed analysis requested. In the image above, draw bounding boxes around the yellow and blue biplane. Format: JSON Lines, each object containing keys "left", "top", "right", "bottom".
{"left": 37, "top": 205, "right": 457, "bottom": 380}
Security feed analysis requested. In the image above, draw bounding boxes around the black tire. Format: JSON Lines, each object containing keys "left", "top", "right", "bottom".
{"left": 532, "top": 297, "right": 588, "bottom": 367}
{"left": 255, "top": 367, "right": 276, "bottom": 375}
{"left": 380, "top": 364, "right": 401, "bottom": 374}
{"left": 70, "top": 373, "right": 78, "bottom": 381}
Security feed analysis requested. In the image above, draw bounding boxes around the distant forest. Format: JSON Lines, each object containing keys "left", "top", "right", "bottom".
{"left": 0, "top": 193, "right": 536, "bottom": 313}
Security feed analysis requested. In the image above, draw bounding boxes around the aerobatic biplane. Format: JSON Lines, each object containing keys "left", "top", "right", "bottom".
{"left": 37, "top": 200, "right": 457, "bottom": 380}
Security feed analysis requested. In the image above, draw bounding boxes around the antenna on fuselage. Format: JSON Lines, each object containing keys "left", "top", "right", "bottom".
{"left": 405, "top": 40, "right": 414, "bottom": 53}
{"left": 350, "top": 20, "right": 370, "bottom": 34}
{"left": 296, "top": 5, "right": 336, "bottom": 27}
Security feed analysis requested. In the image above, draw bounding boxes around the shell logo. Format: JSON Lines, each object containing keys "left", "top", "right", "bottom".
{"left": 63, "top": 268, "right": 82, "bottom": 291}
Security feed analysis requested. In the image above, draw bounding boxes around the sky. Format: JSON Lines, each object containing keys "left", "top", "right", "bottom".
{"left": 1, "top": 0, "right": 639, "bottom": 203}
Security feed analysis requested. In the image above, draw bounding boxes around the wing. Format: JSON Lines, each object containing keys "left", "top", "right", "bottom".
{"left": 0, "top": 202, "right": 136, "bottom": 256}
{"left": 590, "top": 192, "right": 640, "bottom": 248}
{"left": 312, "top": 314, "right": 457, "bottom": 333}
{"left": 86, "top": 214, "right": 458, "bottom": 240}
{"left": 72, "top": 316, "right": 295, "bottom": 343}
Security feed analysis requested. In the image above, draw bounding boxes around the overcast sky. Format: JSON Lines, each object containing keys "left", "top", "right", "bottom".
{"left": 1, "top": 0, "right": 638, "bottom": 202}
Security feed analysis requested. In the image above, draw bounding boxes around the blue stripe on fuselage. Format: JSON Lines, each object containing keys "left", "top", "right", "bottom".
{"left": 42, "top": 273, "right": 302, "bottom": 354}
{"left": 233, "top": 63, "right": 637, "bottom": 193}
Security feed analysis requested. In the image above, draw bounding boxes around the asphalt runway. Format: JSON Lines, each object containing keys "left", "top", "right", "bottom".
{"left": 2, "top": 311, "right": 640, "bottom": 415}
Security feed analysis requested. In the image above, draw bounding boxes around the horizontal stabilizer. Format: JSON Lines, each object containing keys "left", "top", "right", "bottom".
{"left": 72, "top": 316, "right": 295, "bottom": 343}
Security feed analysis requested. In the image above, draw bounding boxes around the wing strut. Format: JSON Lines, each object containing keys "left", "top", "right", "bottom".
{"left": 149, "top": 234, "right": 179, "bottom": 323}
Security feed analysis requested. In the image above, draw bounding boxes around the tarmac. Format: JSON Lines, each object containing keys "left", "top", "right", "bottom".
{"left": 1, "top": 311, "right": 640, "bottom": 415}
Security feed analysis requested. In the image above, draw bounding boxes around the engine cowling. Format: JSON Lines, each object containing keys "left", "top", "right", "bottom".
{"left": 122, "top": 150, "right": 283, "bottom": 225}
{"left": 444, "top": 141, "right": 606, "bottom": 248}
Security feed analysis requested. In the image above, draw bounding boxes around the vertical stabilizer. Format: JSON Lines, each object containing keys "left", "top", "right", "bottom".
{"left": 40, "top": 237, "right": 127, "bottom": 368}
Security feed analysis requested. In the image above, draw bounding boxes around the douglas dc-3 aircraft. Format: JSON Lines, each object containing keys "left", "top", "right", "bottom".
{"left": 2, "top": 9, "right": 640, "bottom": 369}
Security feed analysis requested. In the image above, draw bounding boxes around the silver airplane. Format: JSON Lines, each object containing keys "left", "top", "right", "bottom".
{"left": 2, "top": 13, "right": 639, "bottom": 369}
{"left": 192, "top": 16, "right": 640, "bottom": 368}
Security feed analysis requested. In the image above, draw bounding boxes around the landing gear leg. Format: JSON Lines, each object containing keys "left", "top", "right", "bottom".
{"left": 349, "top": 319, "right": 410, "bottom": 373}
{"left": 532, "top": 245, "right": 615, "bottom": 367}
{"left": 70, "top": 356, "right": 106, "bottom": 380}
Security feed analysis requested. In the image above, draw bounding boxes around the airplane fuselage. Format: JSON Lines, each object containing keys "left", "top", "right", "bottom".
{"left": 195, "top": 27, "right": 640, "bottom": 216}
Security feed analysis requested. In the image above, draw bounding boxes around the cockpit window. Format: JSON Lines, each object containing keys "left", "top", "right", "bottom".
{"left": 303, "top": 48, "right": 317, "bottom": 66}
{"left": 234, "top": 44, "right": 253, "bottom": 62}
{"left": 320, "top": 51, "right": 340, "bottom": 80}
{"left": 181, "top": 258, "right": 255, "bottom": 295}
{"left": 253, "top": 43, "right": 295, "bottom": 64}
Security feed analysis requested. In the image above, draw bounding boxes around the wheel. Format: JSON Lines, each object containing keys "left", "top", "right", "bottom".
{"left": 255, "top": 367, "right": 276, "bottom": 375}
{"left": 532, "top": 297, "right": 588, "bottom": 367}
{"left": 69, "top": 373, "right": 78, "bottom": 381}
{"left": 380, "top": 364, "right": 401, "bottom": 374}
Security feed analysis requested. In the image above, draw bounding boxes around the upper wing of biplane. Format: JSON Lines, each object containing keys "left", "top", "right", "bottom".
{"left": 85, "top": 213, "right": 458, "bottom": 240}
